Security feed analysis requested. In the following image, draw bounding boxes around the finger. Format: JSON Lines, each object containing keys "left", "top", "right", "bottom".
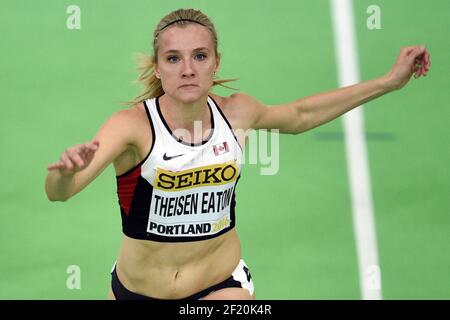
{"left": 48, "top": 161, "right": 64, "bottom": 170}
{"left": 424, "top": 49, "right": 430, "bottom": 66}
{"left": 422, "top": 61, "right": 428, "bottom": 76}
{"left": 418, "top": 51, "right": 429, "bottom": 75}
{"left": 89, "top": 140, "right": 100, "bottom": 151}
{"left": 68, "top": 150, "right": 85, "bottom": 167}
{"left": 401, "top": 46, "right": 417, "bottom": 56}
{"left": 408, "top": 45, "right": 426, "bottom": 61}
{"left": 421, "top": 64, "right": 428, "bottom": 76}
{"left": 79, "top": 147, "right": 89, "bottom": 159}
{"left": 415, "top": 58, "right": 423, "bottom": 68}
{"left": 419, "top": 66, "right": 426, "bottom": 78}
{"left": 80, "top": 140, "right": 99, "bottom": 154}
{"left": 417, "top": 65, "right": 424, "bottom": 78}
{"left": 81, "top": 145, "right": 97, "bottom": 160}
{"left": 76, "top": 143, "right": 88, "bottom": 153}
{"left": 413, "top": 65, "right": 420, "bottom": 78}
{"left": 61, "top": 153, "right": 74, "bottom": 170}
{"left": 418, "top": 47, "right": 428, "bottom": 65}
{"left": 416, "top": 45, "right": 426, "bottom": 56}
{"left": 418, "top": 66, "right": 423, "bottom": 77}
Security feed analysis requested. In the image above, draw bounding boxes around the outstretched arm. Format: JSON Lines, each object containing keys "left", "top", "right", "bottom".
{"left": 45, "top": 109, "right": 140, "bottom": 201}
{"left": 247, "top": 45, "right": 431, "bottom": 134}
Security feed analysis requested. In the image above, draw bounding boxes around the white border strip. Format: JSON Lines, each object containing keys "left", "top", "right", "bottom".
{"left": 330, "top": 0, "right": 383, "bottom": 300}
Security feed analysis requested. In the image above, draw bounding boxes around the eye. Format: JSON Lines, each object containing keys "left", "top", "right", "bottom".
{"left": 195, "top": 53, "right": 207, "bottom": 61}
{"left": 167, "top": 56, "right": 179, "bottom": 63}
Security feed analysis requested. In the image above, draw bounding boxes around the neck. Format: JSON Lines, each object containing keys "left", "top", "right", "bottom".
{"left": 159, "top": 94, "right": 211, "bottom": 142}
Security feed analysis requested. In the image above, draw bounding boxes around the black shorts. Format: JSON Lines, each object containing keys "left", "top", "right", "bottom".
{"left": 111, "top": 259, "right": 254, "bottom": 300}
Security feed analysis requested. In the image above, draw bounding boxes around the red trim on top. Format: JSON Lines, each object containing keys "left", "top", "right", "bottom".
{"left": 117, "top": 166, "right": 141, "bottom": 215}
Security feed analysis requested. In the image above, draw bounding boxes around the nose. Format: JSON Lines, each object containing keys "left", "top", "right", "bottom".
{"left": 181, "top": 59, "right": 195, "bottom": 78}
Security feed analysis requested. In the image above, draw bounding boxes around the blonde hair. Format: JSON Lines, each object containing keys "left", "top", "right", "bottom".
{"left": 121, "top": 8, "right": 238, "bottom": 106}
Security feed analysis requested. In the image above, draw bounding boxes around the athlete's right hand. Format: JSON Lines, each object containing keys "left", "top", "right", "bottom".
{"left": 47, "top": 140, "right": 100, "bottom": 175}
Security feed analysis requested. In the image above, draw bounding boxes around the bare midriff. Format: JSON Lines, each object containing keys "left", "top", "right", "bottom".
{"left": 115, "top": 228, "right": 241, "bottom": 299}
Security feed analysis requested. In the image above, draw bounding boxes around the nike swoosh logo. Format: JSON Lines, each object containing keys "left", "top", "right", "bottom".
{"left": 243, "top": 265, "right": 252, "bottom": 282}
{"left": 163, "top": 152, "right": 185, "bottom": 161}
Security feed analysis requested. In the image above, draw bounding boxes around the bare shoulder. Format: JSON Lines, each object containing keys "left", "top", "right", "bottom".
{"left": 102, "top": 102, "right": 150, "bottom": 140}
{"left": 210, "top": 92, "right": 262, "bottom": 112}
{"left": 93, "top": 101, "right": 152, "bottom": 160}
{"left": 209, "top": 92, "right": 264, "bottom": 130}
{"left": 104, "top": 102, "right": 153, "bottom": 175}
{"left": 108, "top": 102, "right": 147, "bottom": 127}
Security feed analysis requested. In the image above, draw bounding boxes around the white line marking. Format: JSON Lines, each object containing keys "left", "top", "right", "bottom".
{"left": 330, "top": 0, "right": 383, "bottom": 300}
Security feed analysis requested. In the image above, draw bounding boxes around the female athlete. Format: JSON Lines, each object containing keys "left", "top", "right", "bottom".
{"left": 45, "top": 8, "right": 430, "bottom": 300}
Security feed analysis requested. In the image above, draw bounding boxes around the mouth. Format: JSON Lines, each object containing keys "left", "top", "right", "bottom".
{"left": 179, "top": 84, "right": 199, "bottom": 89}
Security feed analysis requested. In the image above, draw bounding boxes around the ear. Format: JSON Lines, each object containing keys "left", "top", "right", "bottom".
{"left": 214, "top": 53, "right": 221, "bottom": 74}
{"left": 153, "top": 63, "right": 160, "bottom": 79}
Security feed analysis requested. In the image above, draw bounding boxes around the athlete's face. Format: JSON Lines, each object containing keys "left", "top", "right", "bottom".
{"left": 154, "top": 24, "right": 220, "bottom": 103}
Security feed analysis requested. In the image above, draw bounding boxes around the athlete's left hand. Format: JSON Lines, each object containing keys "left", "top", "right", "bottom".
{"left": 384, "top": 45, "right": 431, "bottom": 91}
